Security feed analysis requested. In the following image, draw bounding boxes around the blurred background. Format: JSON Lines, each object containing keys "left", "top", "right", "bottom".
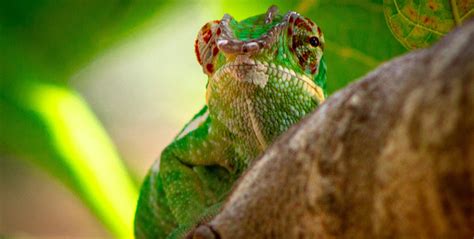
{"left": 1, "top": 0, "right": 431, "bottom": 238}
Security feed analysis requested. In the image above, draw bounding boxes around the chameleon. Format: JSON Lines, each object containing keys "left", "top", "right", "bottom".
{"left": 134, "top": 5, "right": 326, "bottom": 239}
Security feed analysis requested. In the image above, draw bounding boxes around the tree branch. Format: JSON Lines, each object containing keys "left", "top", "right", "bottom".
{"left": 192, "top": 20, "right": 474, "bottom": 239}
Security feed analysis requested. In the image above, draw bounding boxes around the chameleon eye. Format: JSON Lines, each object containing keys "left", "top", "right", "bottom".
{"left": 309, "top": 36, "right": 320, "bottom": 47}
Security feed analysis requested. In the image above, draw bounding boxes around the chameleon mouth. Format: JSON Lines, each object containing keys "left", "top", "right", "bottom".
{"left": 213, "top": 57, "right": 325, "bottom": 103}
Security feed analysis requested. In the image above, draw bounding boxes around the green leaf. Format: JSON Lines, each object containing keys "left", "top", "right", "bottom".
{"left": 383, "top": 0, "right": 474, "bottom": 49}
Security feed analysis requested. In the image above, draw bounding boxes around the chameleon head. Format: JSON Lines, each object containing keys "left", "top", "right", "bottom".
{"left": 195, "top": 6, "right": 325, "bottom": 103}
{"left": 194, "top": 5, "right": 326, "bottom": 153}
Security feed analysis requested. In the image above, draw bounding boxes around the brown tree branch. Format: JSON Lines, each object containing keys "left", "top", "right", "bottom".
{"left": 191, "top": 20, "right": 474, "bottom": 239}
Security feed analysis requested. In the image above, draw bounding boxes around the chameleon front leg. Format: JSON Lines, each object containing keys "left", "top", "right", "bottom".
{"left": 137, "top": 151, "right": 214, "bottom": 239}
{"left": 135, "top": 151, "right": 211, "bottom": 239}
{"left": 162, "top": 115, "right": 235, "bottom": 216}
{"left": 135, "top": 109, "right": 235, "bottom": 239}
{"left": 135, "top": 170, "right": 176, "bottom": 239}
{"left": 161, "top": 122, "right": 235, "bottom": 238}
{"left": 159, "top": 146, "right": 211, "bottom": 225}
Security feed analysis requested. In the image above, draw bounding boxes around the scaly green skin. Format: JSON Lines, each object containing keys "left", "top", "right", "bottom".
{"left": 134, "top": 6, "right": 326, "bottom": 239}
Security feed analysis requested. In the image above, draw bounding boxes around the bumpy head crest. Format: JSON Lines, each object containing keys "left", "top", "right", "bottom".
{"left": 215, "top": 5, "right": 281, "bottom": 56}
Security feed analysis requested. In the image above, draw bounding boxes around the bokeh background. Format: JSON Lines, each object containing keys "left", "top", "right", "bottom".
{"left": 6, "top": 0, "right": 457, "bottom": 237}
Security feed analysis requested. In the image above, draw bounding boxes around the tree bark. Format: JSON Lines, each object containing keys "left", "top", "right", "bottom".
{"left": 191, "top": 20, "right": 474, "bottom": 239}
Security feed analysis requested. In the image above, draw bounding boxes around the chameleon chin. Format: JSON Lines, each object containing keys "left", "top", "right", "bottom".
{"left": 134, "top": 5, "right": 327, "bottom": 239}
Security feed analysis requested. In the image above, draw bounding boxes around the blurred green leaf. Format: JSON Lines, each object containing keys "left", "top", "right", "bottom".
{"left": 383, "top": 0, "right": 474, "bottom": 49}
{"left": 0, "top": 81, "right": 138, "bottom": 238}
{"left": 0, "top": 0, "right": 181, "bottom": 237}
{"left": 0, "top": 0, "right": 174, "bottom": 85}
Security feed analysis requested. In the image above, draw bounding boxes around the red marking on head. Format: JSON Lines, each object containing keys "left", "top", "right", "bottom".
{"left": 310, "top": 62, "right": 317, "bottom": 74}
{"left": 289, "top": 15, "right": 295, "bottom": 24}
{"left": 302, "top": 51, "right": 309, "bottom": 61}
{"left": 203, "top": 29, "right": 212, "bottom": 44}
{"left": 295, "top": 18, "right": 312, "bottom": 31}
{"left": 295, "top": 17, "right": 303, "bottom": 25}
{"left": 201, "top": 23, "right": 210, "bottom": 32}
{"left": 213, "top": 20, "right": 220, "bottom": 24}
{"left": 298, "top": 55, "right": 305, "bottom": 66}
{"left": 212, "top": 46, "right": 219, "bottom": 56}
{"left": 289, "top": 44, "right": 296, "bottom": 53}
{"left": 292, "top": 37, "right": 298, "bottom": 51}
{"left": 194, "top": 39, "right": 202, "bottom": 65}
{"left": 317, "top": 27, "right": 322, "bottom": 35}
{"left": 287, "top": 26, "right": 293, "bottom": 36}
{"left": 305, "top": 17, "right": 315, "bottom": 26}
{"left": 302, "top": 22, "right": 312, "bottom": 31}
{"left": 206, "top": 63, "right": 214, "bottom": 73}
{"left": 216, "top": 27, "right": 221, "bottom": 36}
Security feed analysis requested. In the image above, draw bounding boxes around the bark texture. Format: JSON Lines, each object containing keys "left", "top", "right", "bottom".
{"left": 191, "top": 20, "right": 474, "bottom": 239}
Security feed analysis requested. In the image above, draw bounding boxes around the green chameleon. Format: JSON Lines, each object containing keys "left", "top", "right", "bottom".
{"left": 134, "top": 5, "right": 326, "bottom": 238}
